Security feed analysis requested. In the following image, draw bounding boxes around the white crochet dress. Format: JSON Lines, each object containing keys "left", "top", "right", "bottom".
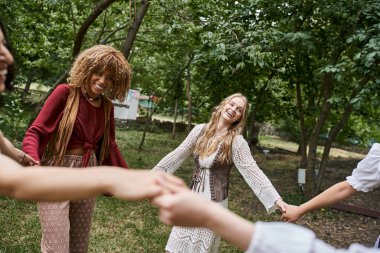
{"left": 152, "top": 124, "right": 281, "bottom": 253}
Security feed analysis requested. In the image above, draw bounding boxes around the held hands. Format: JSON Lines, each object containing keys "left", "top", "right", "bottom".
{"left": 19, "top": 151, "right": 40, "bottom": 166}
{"left": 275, "top": 198, "right": 288, "bottom": 213}
{"left": 275, "top": 199, "right": 303, "bottom": 222}
{"left": 151, "top": 186, "right": 303, "bottom": 227}
{"left": 152, "top": 187, "right": 213, "bottom": 227}
{"left": 0, "top": 134, "right": 39, "bottom": 166}
{"left": 275, "top": 198, "right": 304, "bottom": 222}
{"left": 280, "top": 204, "right": 303, "bottom": 222}
{"left": 109, "top": 170, "right": 186, "bottom": 201}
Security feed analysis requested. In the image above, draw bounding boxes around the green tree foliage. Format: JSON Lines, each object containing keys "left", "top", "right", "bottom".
{"left": 1, "top": 0, "right": 379, "bottom": 196}
{"left": 0, "top": 1, "right": 75, "bottom": 85}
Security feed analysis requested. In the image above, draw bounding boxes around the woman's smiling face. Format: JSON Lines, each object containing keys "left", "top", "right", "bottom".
{"left": 0, "top": 28, "right": 13, "bottom": 93}
{"left": 220, "top": 96, "right": 246, "bottom": 125}
{"left": 86, "top": 68, "right": 114, "bottom": 98}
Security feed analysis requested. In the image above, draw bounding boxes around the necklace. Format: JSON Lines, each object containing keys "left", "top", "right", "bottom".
{"left": 83, "top": 87, "right": 100, "bottom": 101}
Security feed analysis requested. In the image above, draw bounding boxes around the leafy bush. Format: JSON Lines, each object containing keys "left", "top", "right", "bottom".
{"left": 0, "top": 92, "right": 33, "bottom": 143}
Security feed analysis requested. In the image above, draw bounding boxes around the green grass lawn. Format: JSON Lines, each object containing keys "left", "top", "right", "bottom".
{"left": 0, "top": 130, "right": 308, "bottom": 252}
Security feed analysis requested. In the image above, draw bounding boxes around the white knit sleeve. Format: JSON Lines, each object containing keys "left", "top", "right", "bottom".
{"left": 152, "top": 124, "right": 205, "bottom": 174}
{"left": 246, "top": 222, "right": 377, "bottom": 253}
{"left": 232, "top": 136, "right": 281, "bottom": 213}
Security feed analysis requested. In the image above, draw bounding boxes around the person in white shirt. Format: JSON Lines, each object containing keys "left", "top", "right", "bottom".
{"left": 281, "top": 143, "right": 380, "bottom": 223}
{"left": 153, "top": 187, "right": 380, "bottom": 253}
{"left": 281, "top": 143, "right": 380, "bottom": 248}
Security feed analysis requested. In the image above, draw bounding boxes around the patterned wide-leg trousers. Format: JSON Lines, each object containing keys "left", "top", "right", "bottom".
{"left": 38, "top": 154, "right": 97, "bottom": 253}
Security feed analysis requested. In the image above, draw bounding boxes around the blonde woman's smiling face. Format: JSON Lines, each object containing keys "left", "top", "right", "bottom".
{"left": 221, "top": 96, "right": 245, "bottom": 125}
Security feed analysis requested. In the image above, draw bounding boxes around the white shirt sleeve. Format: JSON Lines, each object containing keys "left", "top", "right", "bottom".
{"left": 246, "top": 222, "right": 379, "bottom": 253}
{"left": 346, "top": 143, "right": 380, "bottom": 192}
{"left": 232, "top": 135, "right": 281, "bottom": 213}
{"left": 151, "top": 124, "right": 205, "bottom": 174}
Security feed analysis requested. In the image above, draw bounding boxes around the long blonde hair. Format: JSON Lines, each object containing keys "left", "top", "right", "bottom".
{"left": 47, "top": 45, "right": 131, "bottom": 165}
{"left": 194, "top": 93, "right": 249, "bottom": 163}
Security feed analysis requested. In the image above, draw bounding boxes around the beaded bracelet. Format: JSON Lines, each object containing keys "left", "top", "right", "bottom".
{"left": 19, "top": 152, "right": 26, "bottom": 164}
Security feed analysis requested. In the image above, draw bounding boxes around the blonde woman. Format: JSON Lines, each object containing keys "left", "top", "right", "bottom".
{"left": 152, "top": 93, "right": 287, "bottom": 253}
{"left": 22, "top": 45, "right": 131, "bottom": 253}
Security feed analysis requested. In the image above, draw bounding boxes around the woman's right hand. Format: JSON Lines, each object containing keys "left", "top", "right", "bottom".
{"left": 281, "top": 204, "right": 303, "bottom": 222}
{"left": 19, "top": 151, "right": 40, "bottom": 166}
{"left": 152, "top": 188, "right": 214, "bottom": 227}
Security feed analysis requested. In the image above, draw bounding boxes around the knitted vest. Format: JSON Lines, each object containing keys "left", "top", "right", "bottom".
{"left": 189, "top": 126, "right": 234, "bottom": 202}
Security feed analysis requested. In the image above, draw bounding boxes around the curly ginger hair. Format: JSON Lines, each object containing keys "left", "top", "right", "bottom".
{"left": 68, "top": 45, "right": 131, "bottom": 102}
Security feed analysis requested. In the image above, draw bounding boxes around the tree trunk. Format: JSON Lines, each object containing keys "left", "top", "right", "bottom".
{"left": 172, "top": 56, "right": 193, "bottom": 137}
{"left": 171, "top": 98, "right": 178, "bottom": 139}
{"left": 139, "top": 93, "right": 156, "bottom": 151}
{"left": 304, "top": 73, "right": 333, "bottom": 198}
{"left": 316, "top": 104, "right": 353, "bottom": 192}
{"left": 247, "top": 72, "right": 273, "bottom": 150}
{"left": 21, "top": 74, "right": 34, "bottom": 98}
{"left": 122, "top": 0, "right": 150, "bottom": 59}
{"left": 296, "top": 80, "right": 308, "bottom": 168}
{"left": 171, "top": 78, "right": 183, "bottom": 140}
{"left": 316, "top": 77, "right": 370, "bottom": 192}
{"left": 72, "top": 0, "right": 117, "bottom": 59}
{"left": 247, "top": 106, "right": 260, "bottom": 152}
{"left": 303, "top": 35, "right": 347, "bottom": 197}
{"left": 186, "top": 66, "right": 192, "bottom": 133}
{"left": 250, "top": 123, "right": 261, "bottom": 154}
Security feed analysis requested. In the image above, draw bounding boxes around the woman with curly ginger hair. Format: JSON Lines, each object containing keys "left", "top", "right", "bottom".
{"left": 22, "top": 45, "right": 131, "bottom": 253}
{"left": 152, "top": 93, "right": 288, "bottom": 253}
